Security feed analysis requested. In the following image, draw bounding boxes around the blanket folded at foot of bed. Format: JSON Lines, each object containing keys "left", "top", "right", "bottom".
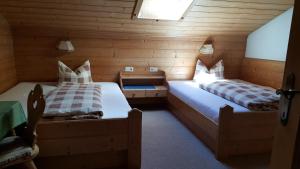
{"left": 199, "top": 79, "right": 280, "bottom": 111}
{"left": 44, "top": 83, "right": 103, "bottom": 118}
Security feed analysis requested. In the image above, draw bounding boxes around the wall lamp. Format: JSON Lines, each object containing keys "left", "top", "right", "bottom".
{"left": 199, "top": 38, "right": 214, "bottom": 55}
{"left": 57, "top": 40, "right": 74, "bottom": 52}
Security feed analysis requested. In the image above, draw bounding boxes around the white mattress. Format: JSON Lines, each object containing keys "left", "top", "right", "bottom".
{"left": 168, "top": 80, "right": 250, "bottom": 123}
{"left": 0, "top": 82, "right": 131, "bottom": 119}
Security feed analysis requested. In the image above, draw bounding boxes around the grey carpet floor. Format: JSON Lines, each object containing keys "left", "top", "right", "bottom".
{"left": 141, "top": 110, "right": 270, "bottom": 169}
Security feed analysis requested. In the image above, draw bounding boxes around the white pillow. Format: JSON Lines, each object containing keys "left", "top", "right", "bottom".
{"left": 193, "top": 59, "right": 209, "bottom": 82}
{"left": 210, "top": 60, "right": 224, "bottom": 79}
{"left": 193, "top": 59, "right": 224, "bottom": 83}
{"left": 58, "top": 60, "right": 93, "bottom": 84}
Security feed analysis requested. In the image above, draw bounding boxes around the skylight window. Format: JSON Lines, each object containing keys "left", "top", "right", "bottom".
{"left": 135, "top": 0, "right": 193, "bottom": 21}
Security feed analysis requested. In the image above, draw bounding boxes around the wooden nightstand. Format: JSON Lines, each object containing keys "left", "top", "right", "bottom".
{"left": 119, "top": 70, "right": 168, "bottom": 107}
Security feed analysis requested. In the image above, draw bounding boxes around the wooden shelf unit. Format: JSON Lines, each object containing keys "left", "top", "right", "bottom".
{"left": 119, "top": 70, "right": 168, "bottom": 99}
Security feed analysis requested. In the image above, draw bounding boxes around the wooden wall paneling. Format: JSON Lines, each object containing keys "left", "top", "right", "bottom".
{"left": 12, "top": 28, "right": 247, "bottom": 82}
{"left": 0, "top": 0, "right": 294, "bottom": 37}
{"left": 194, "top": 0, "right": 292, "bottom": 10}
{"left": 240, "top": 58, "right": 285, "bottom": 89}
{"left": 0, "top": 14, "right": 16, "bottom": 93}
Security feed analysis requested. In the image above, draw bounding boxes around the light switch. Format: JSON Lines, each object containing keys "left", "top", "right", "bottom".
{"left": 149, "top": 67, "right": 158, "bottom": 72}
{"left": 124, "top": 66, "right": 134, "bottom": 72}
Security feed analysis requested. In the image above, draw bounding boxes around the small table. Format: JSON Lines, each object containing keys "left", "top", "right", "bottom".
{"left": 119, "top": 70, "right": 168, "bottom": 99}
{"left": 119, "top": 70, "right": 168, "bottom": 107}
{"left": 0, "top": 101, "right": 27, "bottom": 140}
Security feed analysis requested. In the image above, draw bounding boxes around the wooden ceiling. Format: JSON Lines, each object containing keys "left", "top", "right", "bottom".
{"left": 0, "top": 0, "right": 294, "bottom": 37}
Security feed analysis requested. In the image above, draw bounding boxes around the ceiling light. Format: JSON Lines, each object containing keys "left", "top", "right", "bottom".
{"left": 135, "top": 0, "right": 193, "bottom": 21}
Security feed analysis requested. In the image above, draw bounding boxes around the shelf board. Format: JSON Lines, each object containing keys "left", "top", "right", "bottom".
{"left": 122, "top": 88, "right": 145, "bottom": 91}
{"left": 122, "top": 85, "right": 167, "bottom": 91}
{"left": 121, "top": 75, "right": 165, "bottom": 79}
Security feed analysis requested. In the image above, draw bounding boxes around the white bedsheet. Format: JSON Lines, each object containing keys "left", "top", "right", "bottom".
{"left": 0, "top": 82, "right": 131, "bottom": 119}
{"left": 168, "top": 80, "right": 250, "bottom": 123}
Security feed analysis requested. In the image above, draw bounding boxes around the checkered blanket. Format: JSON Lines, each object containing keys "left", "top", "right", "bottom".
{"left": 199, "top": 79, "right": 280, "bottom": 111}
{"left": 44, "top": 83, "right": 103, "bottom": 117}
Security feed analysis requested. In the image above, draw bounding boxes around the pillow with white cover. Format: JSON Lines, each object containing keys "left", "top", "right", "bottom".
{"left": 209, "top": 60, "right": 224, "bottom": 79}
{"left": 193, "top": 59, "right": 224, "bottom": 83}
{"left": 58, "top": 60, "right": 93, "bottom": 84}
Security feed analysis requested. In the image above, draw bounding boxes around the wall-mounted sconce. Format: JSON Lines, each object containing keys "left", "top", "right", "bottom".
{"left": 199, "top": 44, "right": 214, "bottom": 55}
{"left": 199, "top": 38, "right": 214, "bottom": 55}
{"left": 57, "top": 40, "right": 74, "bottom": 52}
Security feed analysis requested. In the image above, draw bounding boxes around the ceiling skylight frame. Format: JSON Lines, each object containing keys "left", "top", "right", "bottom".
{"left": 132, "top": 0, "right": 194, "bottom": 21}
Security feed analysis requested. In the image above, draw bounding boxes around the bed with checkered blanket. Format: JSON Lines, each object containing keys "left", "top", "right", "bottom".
{"left": 44, "top": 83, "right": 103, "bottom": 118}
{"left": 199, "top": 79, "right": 280, "bottom": 111}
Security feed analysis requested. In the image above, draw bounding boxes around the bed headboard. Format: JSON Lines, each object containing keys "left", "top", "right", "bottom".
{"left": 0, "top": 15, "right": 17, "bottom": 93}
{"left": 240, "top": 58, "right": 285, "bottom": 89}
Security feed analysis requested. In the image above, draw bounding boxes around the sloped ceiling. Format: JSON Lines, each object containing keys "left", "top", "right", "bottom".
{"left": 0, "top": 0, "right": 294, "bottom": 38}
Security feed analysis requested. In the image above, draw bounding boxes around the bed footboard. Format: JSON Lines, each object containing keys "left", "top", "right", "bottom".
{"left": 168, "top": 92, "right": 277, "bottom": 160}
{"left": 167, "top": 93, "right": 218, "bottom": 152}
{"left": 216, "top": 105, "right": 277, "bottom": 160}
{"left": 35, "top": 108, "right": 142, "bottom": 169}
{"left": 128, "top": 108, "right": 142, "bottom": 169}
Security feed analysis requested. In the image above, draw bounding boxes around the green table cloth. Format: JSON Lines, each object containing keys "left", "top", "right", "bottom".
{"left": 0, "top": 101, "right": 27, "bottom": 140}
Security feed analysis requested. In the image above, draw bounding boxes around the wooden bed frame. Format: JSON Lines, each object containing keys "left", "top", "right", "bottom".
{"left": 167, "top": 92, "right": 277, "bottom": 160}
{"left": 35, "top": 108, "right": 142, "bottom": 169}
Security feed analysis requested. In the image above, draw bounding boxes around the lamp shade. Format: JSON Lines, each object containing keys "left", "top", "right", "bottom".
{"left": 199, "top": 44, "right": 214, "bottom": 55}
{"left": 57, "top": 40, "right": 74, "bottom": 52}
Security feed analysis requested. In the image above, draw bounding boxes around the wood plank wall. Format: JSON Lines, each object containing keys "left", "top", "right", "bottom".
{"left": 0, "top": 15, "right": 16, "bottom": 93}
{"left": 0, "top": 0, "right": 293, "bottom": 36}
{"left": 240, "top": 58, "right": 285, "bottom": 89}
{"left": 12, "top": 27, "right": 247, "bottom": 82}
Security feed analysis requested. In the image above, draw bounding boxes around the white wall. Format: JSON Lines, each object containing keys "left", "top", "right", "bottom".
{"left": 245, "top": 7, "right": 293, "bottom": 61}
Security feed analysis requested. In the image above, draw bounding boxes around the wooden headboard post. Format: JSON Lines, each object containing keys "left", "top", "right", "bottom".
{"left": 240, "top": 58, "right": 285, "bottom": 89}
{"left": 128, "top": 108, "right": 142, "bottom": 169}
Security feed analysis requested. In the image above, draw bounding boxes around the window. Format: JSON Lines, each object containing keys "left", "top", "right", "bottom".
{"left": 135, "top": 0, "right": 193, "bottom": 21}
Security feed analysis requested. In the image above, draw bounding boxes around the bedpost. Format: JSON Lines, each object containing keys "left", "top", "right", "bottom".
{"left": 128, "top": 108, "right": 142, "bottom": 169}
{"left": 216, "top": 105, "right": 233, "bottom": 160}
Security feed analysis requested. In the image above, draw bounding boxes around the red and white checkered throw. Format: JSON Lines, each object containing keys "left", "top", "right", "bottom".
{"left": 44, "top": 83, "right": 103, "bottom": 117}
{"left": 199, "top": 79, "right": 280, "bottom": 111}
